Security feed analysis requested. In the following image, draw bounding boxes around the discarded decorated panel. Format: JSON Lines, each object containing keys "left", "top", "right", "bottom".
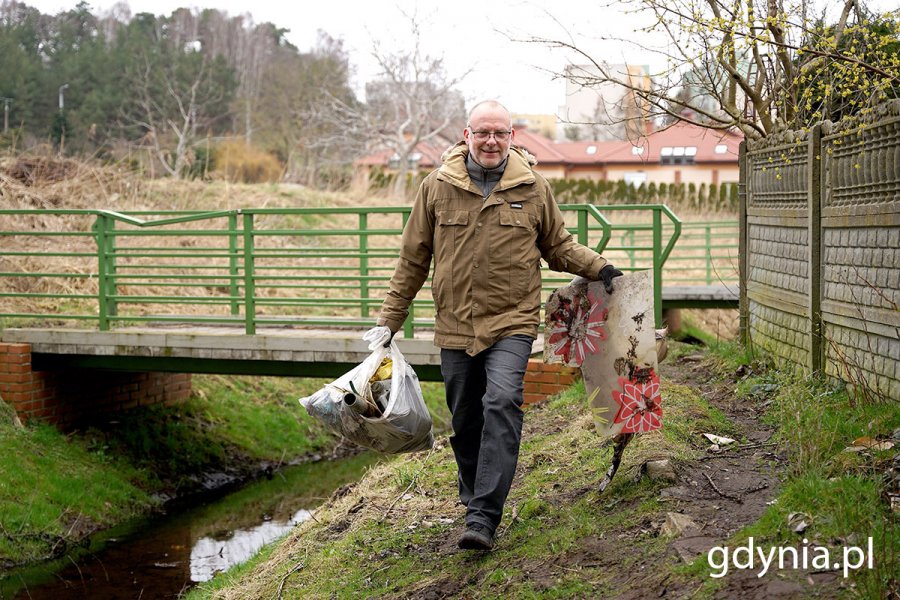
{"left": 545, "top": 270, "right": 660, "bottom": 439}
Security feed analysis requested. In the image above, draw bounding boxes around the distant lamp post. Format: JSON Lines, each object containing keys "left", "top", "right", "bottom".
{"left": 58, "top": 84, "right": 69, "bottom": 112}
{"left": 0, "top": 97, "right": 10, "bottom": 134}
{"left": 57, "top": 84, "right": 69, "bottom": 155}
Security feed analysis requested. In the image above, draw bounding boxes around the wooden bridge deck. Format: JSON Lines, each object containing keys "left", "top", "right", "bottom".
{"left": 0, "top": 325, "right": 455, "bottom": 381}
{"left": 661, "top": 284, "right": 738, "bottom": 308}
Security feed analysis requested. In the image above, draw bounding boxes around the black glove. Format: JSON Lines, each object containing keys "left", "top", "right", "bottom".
{"left": 598, "top": 264, "right": 624, "bottom": 294}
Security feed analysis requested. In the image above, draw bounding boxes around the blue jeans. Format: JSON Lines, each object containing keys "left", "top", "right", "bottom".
{"left": 440, "top": 334, "right": 534, "bottom": 533}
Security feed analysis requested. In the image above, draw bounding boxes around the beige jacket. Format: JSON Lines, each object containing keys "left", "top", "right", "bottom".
{"left": 377, "top": 142, "right": 607, "bottom": 356}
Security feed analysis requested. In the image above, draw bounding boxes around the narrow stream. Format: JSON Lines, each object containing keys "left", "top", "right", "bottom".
{"left": 1, "top": 452, "right": 382, "bottom": 599}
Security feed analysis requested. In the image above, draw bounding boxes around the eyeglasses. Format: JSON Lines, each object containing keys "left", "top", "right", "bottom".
{"left": 469, "top": 130, "right": 512, "bottom": 142}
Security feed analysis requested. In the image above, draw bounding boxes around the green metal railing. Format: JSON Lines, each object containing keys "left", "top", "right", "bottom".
{"left": 0, "top": 205, "right": 734, "bottom": 334}
{"left": 619, "top": 220, "right": 739, "bottom": 285}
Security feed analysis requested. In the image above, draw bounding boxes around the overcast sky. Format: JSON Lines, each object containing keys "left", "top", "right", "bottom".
{"left": 22, "top": 0, "right": 896, "bottom": 116}
{"left": 16, "top": 0, "right": 682, "bottom": 115}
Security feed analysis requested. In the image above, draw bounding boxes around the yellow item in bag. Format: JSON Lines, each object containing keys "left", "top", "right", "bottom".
{"left": 371, "top": 357, "right": 392, "bottom": 381}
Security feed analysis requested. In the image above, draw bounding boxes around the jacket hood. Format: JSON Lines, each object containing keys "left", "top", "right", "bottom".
{"left": 437, "top": 142, "right": 538, "bottom": 192}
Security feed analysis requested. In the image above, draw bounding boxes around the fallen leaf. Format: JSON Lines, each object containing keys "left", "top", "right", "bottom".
{"left": 860, "top": 437, "right": 893, "bottom": 450}
{"left": 844, "top": 437, "right": 895, "bottom": 452}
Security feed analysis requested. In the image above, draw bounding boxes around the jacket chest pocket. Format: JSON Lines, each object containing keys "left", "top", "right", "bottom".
{"left": 435, "top": 210, "right": 469, "bottom": 258}
{"left": 496, "top": 210, "right": 535, "bottom": 256}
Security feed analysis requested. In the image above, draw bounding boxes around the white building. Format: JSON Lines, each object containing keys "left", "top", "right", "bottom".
{"left": 557, "top": 63, "right": 652, "bottom": 142}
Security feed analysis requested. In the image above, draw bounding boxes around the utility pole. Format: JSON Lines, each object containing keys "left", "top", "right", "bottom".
{"left": 0, "top": 97, "right": 10, "bottom": 134}
{"left": 58, "top": 84, "right": 68, "bottom": 111}
{"left": 58, "top": 84, "right": 69, "bottom": 156}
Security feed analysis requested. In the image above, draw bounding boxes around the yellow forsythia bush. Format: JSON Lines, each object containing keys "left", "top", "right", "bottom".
{"left": 214, "top": 140, "right": 283, "bottom": 183}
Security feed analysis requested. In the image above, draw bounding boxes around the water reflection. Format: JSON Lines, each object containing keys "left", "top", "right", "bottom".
{"left": 189, "top": 508, "right": 311, "bottom": 582}
{"left": 2, "top": 452, "right": 381, "bottom": 599}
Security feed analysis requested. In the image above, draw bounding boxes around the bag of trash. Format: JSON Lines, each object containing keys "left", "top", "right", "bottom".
{"left": 299, "top": 341, "right": 434, "bottom": 454}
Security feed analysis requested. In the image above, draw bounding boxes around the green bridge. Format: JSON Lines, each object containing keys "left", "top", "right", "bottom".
{"left": 0, "top": 205, "right": 738, "bottom": 381}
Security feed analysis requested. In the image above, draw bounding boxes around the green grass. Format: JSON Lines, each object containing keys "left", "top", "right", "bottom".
{"left": 673, "top": 320, "right": 720, "bottom": 348}
{"left": 178, "top": 375, "right": 337, "bottom": 459}
{"left": 0, "top": 372, "right": 450, "bottom": 569}
{"left": 2, "top": 328, "right": 895, "bottom": 598}
{"left": 0, "top": 422, "right": 152, "bottom": 565}
{"left": 79, "top": 375, "right": 449, "bottom": 486}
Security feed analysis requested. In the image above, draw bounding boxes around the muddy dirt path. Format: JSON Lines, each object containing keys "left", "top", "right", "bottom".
{"left": 650, "top": 352, "right": 844, "bottom": 599}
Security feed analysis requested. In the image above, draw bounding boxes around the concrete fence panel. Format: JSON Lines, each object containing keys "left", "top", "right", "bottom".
{"left": 744, "top": 131, "right": 813, "bottom": 370}
{"left": 741, "top": 100, "right": 900, "bottom": 400}
{"left": 819, "top": 112, "right": 900, "bottom": 400}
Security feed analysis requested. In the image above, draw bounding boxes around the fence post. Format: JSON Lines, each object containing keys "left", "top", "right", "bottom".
{"left": 359, "top": 212, "right": 369, "bottom": 318}
{"left": 242, "top": 213, "right": 256, "bottom": 335}
{"left": 400, "top": 209, "right": 415, "bottom": 339}
{"left": 808, "top": 124, "right": 824, "bottom": 373}
{"left": 652, "top": 207, "right": 663, "bottom": 328}
{"left": 705, "top": 224, "right": 713, "bottom": 284}
{"left": 94, "top": 214, "right": 117, "bottom": 331}
{"left": 738, "top": 141, "right": 749, "bottom": 346}
{"left": 577, "top": 209, "right": 588, "bottom": 245}
{"left": 228, "top": 213, "right": 240, "bottom": 316}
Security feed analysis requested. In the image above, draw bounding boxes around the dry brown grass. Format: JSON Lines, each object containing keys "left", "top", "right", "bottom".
{"left": 0, "top": 153, "right": 373, "bottom": 211}
{"left": 683, "top": 308, "right": 740, "bottom": 340}
{"left": 0, "top": 155, "right": 381, "bottom": 322}
{"left": 213, "top": 140, "right": 283, "bottom": 184}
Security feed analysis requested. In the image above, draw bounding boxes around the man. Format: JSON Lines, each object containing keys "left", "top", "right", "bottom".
{"left": 364, "top": 100, "right": 621, "bottom": 550}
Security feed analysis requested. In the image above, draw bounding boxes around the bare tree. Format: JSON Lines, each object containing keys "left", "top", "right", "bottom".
{"left": 526, "top": 0, "right": 900, "bottom": 139}
{"left": 194, "top": 11, "right": 281, "bottom": 144}
{"left": 124, "top": 49, "right": 234, "bottom": 178}
{"left": 252, "top": 32, "right": 358, "bottom": 186}
{"left": 560, "top": 63, "right": 652, "bottom": 140}
{"left": 311, "top": 11, "right": 468, "bottom": 196}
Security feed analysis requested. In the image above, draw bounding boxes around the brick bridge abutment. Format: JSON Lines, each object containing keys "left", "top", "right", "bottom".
{"left": 0, "top": 342, "right": 192, "bottom": 428}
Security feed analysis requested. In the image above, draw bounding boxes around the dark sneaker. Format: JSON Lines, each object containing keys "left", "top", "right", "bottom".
{"left": 458, "top": 523, "right": 494, "bottom": 550}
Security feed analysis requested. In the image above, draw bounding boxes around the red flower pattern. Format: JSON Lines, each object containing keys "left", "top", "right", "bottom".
{"left": 547, "top": 295, "right": 609, "bottom": 367}
{"left": 612, "top": 373, "right": 662, "bottom": 433}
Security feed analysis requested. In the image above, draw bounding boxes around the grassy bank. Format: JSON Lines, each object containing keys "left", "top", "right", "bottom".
{"left": 185, "top": 339, "right": 897, "bottom": 599}
{"left": 0, "top": 374, "right": 450, "bottom": 571}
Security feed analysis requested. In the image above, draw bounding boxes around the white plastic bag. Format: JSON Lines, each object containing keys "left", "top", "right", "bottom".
{"left": 299, "top": 342, "right": 434, "bottom": 454}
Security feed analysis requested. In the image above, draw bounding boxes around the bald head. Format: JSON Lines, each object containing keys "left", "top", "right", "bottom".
{"left": 467, "top": 100, "right": 511, "bottom": 129}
